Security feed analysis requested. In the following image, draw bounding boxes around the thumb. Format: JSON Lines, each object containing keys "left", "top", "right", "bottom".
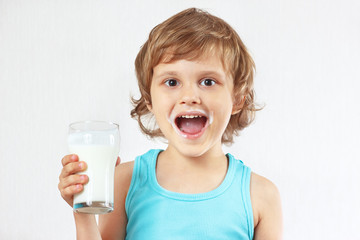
{"left": 115, "top": 156, "right": 121, "bottom": 166}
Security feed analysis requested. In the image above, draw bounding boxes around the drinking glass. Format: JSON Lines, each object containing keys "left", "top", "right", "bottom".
{"left": 68, "top": 121, "right": 120, "bottom": 214}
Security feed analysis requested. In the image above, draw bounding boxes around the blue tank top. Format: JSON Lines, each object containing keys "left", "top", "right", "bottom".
{"left": 125, "top": 149, "right": 254, "bottom": 240}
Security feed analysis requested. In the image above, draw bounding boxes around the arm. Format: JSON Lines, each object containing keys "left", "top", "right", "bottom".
{"left": 74, "top": 213, "right": 101, "bottom": 240}
{"left": 59, "top": 155, "right": 131, "bottom": 240}
{"left": 58, "top": 154, "right": 101, "bottom": 240}
{"left": 98, "top": 161, "right": 134, "bottom": 240}
{"left": 250, "top": 172, "right": 283, "bottom": 240}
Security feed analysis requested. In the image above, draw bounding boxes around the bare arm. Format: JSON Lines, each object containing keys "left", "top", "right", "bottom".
{"left": 98, "top": 161, "right": 134, "bottom": 240}
{"left": 251, "top": 172, "right": 283, "bottom": 240}
{"left": 74, "top": 214, "right": 101, "bottom": 240}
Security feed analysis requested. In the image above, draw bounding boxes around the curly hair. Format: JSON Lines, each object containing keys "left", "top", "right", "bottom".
{"left": 131, "top": 8, "right": 260, "bottom": 144}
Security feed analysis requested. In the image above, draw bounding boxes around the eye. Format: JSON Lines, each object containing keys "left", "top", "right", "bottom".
{"left": 200, "top": 78, "right": 216, "bottom": 87}
{"left": 164, "top": 79, "right": 179, "bottom": 87}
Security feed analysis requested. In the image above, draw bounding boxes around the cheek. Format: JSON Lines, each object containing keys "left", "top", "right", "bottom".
{"left": 213, "top": 94, "right": 233, "bottom": 111}
{"left": 148, "top": 87, "right": 161, "bottom": 110}
{"left": 214, "top": 98, "right": 234, "bottom": 125}
{"left": 150, "top": 97, "right": 172, "bottom": 122}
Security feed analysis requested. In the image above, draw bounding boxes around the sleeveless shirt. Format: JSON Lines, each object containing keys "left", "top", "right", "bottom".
{"left": 125, "top": 149, "right": 254, "bottom": 240}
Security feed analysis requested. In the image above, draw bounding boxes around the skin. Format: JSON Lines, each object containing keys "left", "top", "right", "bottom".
{"left": 58, "top": 55, "right": 283, "bottom": 240}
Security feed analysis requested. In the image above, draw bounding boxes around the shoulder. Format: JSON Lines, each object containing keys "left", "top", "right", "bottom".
{"left": 250, "top": 172, "right": 283, "bottom": 240}
{"left": 114, "top": 160, "right": 135, "bottom": 200}
{"left": 250, "top": 172, "right": 280, "bottom": 203}
{"left": 114, "top": 160, "right": 135, "bottom": 204}
{"left": 115, "top": 160, "right": 135, "bottom": 184}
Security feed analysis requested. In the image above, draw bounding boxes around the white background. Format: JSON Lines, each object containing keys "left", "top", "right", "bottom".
{"left": 1, "top": 0, "right": 359, "bottom": 239}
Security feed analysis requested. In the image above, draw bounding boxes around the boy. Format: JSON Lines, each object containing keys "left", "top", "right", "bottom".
{"left": 59, "top": 8, "right": 282, "bottom": 239}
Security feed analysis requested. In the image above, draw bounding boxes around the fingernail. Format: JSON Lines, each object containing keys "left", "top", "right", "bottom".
{"left": 79, "top": 162, "right": 84, "bottom": 169}
{"left": 71, "top": 154, "right": 77, "bottom": 161}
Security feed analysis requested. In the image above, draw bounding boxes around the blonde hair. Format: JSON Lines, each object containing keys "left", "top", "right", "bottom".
{"left": 131, "top": 8, "right": 260, "bottom": 144}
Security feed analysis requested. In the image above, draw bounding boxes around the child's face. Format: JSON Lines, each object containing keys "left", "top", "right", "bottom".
{"left": 148, "top": 55, "right": 237, "bottom": 157}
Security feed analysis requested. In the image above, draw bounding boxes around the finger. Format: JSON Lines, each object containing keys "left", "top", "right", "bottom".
{"left": 60, "top": 184, "right": 84, "bottom": 200}
{"left": 59, "top": 161, "right": 87, "bottom": 180}
{"left": 61, "top": 154, "right": 78, "bottom": 167}
{"left": 59, "top": 161, "right": 87, "bottom": 179}
{"left": 115, "top": 156, "right": 120, "bottom": 166}
{"left": 59, "top": 174, "right": 88, "bottom": 190}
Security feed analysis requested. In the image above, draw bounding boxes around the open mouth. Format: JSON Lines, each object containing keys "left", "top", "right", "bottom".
{"left": 168, "top": 110, "right": 212, "bottom": 139}
{"left": 175, "top": 115, "right": 208, "bottom": 135}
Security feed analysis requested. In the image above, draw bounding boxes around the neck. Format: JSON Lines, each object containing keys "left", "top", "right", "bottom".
{"left": 159, "top": 144, "right": 227, "bottom": 169}
{"left": 155, "top": 144, "right": 229, "bottom": 194}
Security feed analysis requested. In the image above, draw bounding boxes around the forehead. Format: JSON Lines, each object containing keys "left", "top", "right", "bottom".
{"left": 156, "top": 54, "right": 220, "bottom": 69}
{"left": 156, "top": 47, "right": 231, "bottom": 75}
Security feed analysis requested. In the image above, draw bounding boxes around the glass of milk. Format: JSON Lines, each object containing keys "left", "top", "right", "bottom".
{"left": 68, "top": 121, "right": 120, "bottom": 214}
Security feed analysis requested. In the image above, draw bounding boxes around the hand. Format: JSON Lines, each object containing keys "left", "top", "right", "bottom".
{"left": 58, "top": 155, "right": 121, "bottom": 208}
{"left": 58, "top": 154, "right": 89, "bottom": 207}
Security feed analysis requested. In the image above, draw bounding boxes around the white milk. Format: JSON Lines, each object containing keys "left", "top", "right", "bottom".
{"left": 69, "top": 145, "right": 118, "bottom": 205}
{"left": 68, "top": 128, "right": 120, "bottom": 213}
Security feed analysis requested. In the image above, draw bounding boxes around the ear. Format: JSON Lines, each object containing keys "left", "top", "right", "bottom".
{"left": 232, "top": 96, "right": 246, "bottom": 115}
{"left": 146, "top": 100, "right": 153, "bottom": 112}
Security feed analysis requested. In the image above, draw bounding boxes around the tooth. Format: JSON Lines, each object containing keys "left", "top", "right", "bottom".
{"left": 180, "top": 115, "right": 203, "bottom": 119}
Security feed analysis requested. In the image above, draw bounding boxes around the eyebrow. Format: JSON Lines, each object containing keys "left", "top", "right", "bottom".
{"left": 154, "top": 71, "right": 179, "bottom": 79}
{"left": 154, "top": 70, "right": 225, "bottom": 79}
{"left": 198, "top": 71, "right": 225, "bottom": 78}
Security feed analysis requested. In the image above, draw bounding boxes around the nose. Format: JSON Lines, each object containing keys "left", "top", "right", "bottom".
{"left": 179, "top": 84, "right": 201, "bottom": 105}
